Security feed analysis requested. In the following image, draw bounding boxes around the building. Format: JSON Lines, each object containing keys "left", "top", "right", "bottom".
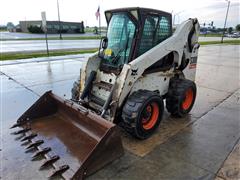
{"left": 19, "top": 21, "right": 84, "bottom": 33}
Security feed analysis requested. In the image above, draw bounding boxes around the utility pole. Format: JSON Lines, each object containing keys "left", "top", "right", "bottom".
{"left": 221, "top": 0, "right": 230, "bottom": 43}
{"left": 57, "top": 0, "right": 62, "bottom": 40}
{"left": 41, "top": 12, "right": 49, "bottom": 56}
{"left": 99, "top": 13, "right": 101, "bottom": 37}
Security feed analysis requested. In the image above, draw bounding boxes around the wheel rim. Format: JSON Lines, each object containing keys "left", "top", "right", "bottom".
{"left": 142, "top": 102, "right": 159, "bottom": 130}
{"left": 182, "top": 88, "right": 194, "bottom": 110}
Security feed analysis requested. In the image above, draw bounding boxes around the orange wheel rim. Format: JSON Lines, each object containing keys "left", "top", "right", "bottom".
{"left": 182, "top": 88, "right": 194, "bottom": 110}
{"left": 142, "top": 102, "right": 159, "bottom": 130}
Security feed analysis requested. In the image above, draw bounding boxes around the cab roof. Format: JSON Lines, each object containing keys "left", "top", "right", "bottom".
{"left": 105, "top": 7, "right": 172, "bottom": 24}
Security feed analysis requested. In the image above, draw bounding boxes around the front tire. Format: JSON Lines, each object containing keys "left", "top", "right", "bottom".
{"left": 122, "top": 90, "right": 164, "bottom": 139}
{"left": 166, "top": 78, "right": 197, "bottom": 117}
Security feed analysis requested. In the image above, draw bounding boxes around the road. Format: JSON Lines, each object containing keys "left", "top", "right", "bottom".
{"left": 1, "top": 39, "right": 100, "bottom": 53}
{"left": 198, "top": 36, "right": 238, "bottom": 42}
{"left": 1, "top": 45, "right": 239, "bottom": 179}
{"left": 0, "top": 31, "right": 97, "bottom": 39}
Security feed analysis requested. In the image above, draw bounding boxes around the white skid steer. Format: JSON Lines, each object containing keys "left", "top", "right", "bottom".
{"left": 12, "top": 7, "right": 200, "bottom": 179}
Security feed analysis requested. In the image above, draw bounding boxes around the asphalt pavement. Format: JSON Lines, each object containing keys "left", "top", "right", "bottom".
{"left": 1, "top": 39, "right": 100, "bottom": 53}
{"left": 1, "top": 45, "right": 239, "bottom": 179}
{"left": 0, "top": 31, "right": 97, "bottom": 39}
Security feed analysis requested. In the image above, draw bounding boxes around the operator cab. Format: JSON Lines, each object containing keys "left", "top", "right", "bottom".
{"left": 99, "top": 7, "right": 172, "bottom": 73}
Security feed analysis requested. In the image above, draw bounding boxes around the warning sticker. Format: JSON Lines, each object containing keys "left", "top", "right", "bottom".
{"left": 189, "top": 57, "right": 197, "bottom": 69}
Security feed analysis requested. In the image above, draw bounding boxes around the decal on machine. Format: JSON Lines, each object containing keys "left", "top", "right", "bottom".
{"left": 131, "top": 68, "right": 138, "bottom": 76}
{"left": 189, "top": 57, "right": 197, "bottom": 69}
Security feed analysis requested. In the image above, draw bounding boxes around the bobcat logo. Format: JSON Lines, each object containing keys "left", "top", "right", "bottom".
{"left": 131, "top": 68, "right": 138, "bottom": 76}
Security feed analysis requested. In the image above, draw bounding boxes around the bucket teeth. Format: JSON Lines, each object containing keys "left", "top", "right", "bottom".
{"left": 14, "top": 134, "right": 25, "bottom": 140}
{"left": 26, "top": 140, "right": 44, "bottom": 150}
{"left": 10, "top": 122, "right": 22, "bottom": 129}
{"left": 40, "top": 155, "right": 60, "bottom": 170}
{"left": 32, "top": 147, "right": 51, "bottom": 160}
{"left": 21, "top": 133, "right": 37, "bottom": 142}
{"left": 12, "top": 128, "right": 31, "bottom": 135}
{"left": 21, "top": 141, "right": 31, "bottom": 146}
{"left": 48, "top": 165, "right": 69, "bottom": 179}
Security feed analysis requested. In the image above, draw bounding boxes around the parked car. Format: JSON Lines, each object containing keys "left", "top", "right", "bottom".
{"left": 232, "top": 33, "right": 240, "bottom": 38}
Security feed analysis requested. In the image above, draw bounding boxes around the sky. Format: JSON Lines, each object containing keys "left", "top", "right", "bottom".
{"left": 0, "top": 0, "right": 239, "bottom": 28}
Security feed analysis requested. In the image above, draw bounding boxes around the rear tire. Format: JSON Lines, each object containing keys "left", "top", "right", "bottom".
{"left": 122, "top": 90, "right": 164, "bottom": 139}
{"left": 71, "top": 76, "right": 80, "bottom": 102}
{"left": 166, "top": 78, "right": 196, "bottom": 117}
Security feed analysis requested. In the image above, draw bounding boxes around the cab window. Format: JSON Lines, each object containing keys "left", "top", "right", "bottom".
{"left": 137, "top": 15, "right": 171, "bottom": 57}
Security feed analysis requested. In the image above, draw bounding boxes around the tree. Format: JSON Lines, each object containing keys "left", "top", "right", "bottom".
{"left": 93, "top": 26, "right": 98, "bottom": 34}
{"left": 6, "top": 22, "right": 15, "bottom": 31}
{"left": 27, "top": 25, "right": 43, "bottom": 33}
{"left": 236, "top": 24, "right": 240, "bottom": 31}
{"left": 227, "top": 27, "right": 233, "bottom": 34}
{"left": 6, "top": 22, "right": 14, "bottom": 28}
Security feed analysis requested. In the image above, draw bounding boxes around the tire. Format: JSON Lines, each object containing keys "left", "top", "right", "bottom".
{"left": 166, "top": 78, "right": 197, "bottom": 117}
{"left": 71, "top": 76, "right": 80, "bottom": 101}
{"left": 122, "top": 90, "right": 164, "bottom": 139}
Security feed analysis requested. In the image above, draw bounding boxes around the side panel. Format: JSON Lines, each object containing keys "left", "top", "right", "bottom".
{"left": 183, "top": 43, "right": 199, "bottom": 81}
{"left": 80, "top": 52, "right": 101, "bottom": 92}
{"left": 130, "top": 72, "right": 171, "bottom": 96}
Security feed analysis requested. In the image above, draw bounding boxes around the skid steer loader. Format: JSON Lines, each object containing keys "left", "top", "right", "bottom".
{"left": 11, "top": 7, "right": 200, "bottom": 179}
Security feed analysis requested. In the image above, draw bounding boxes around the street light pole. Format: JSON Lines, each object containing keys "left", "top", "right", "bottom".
{"left": 57, "top": 0, "right": 62, "bottom": 40}
{"left": 221, "top": 0, "right": 230, "bottom": 43}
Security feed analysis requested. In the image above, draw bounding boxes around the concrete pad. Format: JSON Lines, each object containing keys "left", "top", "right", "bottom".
{"left": 122, "top": 113, "right": 197, "bottom": 157}
{"left": 218, "top": 90, "right": 240, "bottom": 110}
{"left": 1, "top": 60, "right": 83, "bottom": 87}
{"left": 30, "top": 79, "right": 75, "bottom": 98}
{"left": 0, "top": 60, "right": 19, "bottom": 66}
{"left": 195, "top": 62, "right": 239, "bottom": 93}
{"left": 216, "top": 141, "right": 240, "bottom": 180}
{"left": 191, "top": 86, "right": 230, "bottom": 118}
{"left": 1, "top": 73, "right": 23, "bottom": 92}
{"left": 196, "top": 45, "right": 240, "bottom": 93}
{"left": 121, "top": 85, "right": 231, "bottom": 157}
{"left": 0, "top": 75, "right": 38, "bottom": 128}
{"left": 198, "top": 45, "right": 240, "bottom": 59}
{"left": 152, "top": 103, "right": 239, "bottom": 174}
{"left": 112, "top": 150, "right": 214, "bottom": 180}
{"left": 0, "top": 54, "right": 89, "bottom": 66}
{"left": 195, "top": 46, "right": 240, "bottom": 94}
{"left": 88, "top": 151, "right": 139, "bottom": 180}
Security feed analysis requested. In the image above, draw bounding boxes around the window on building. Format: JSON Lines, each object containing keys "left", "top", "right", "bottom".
{"left": 54, "top": 25, "right": 59, "bottom": 29}
{"left": 47, "top": 25, "right": 53, "bottom": 29}
{"left": 63, "top": 25, "right": 69, "bottom": 30}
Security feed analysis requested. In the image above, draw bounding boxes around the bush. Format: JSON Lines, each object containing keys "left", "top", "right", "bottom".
{"left": 74, "top": 28, "right": 84, "bottom": 33}
{"left": 27, "top": 25, "right": 43, "bottom": 33}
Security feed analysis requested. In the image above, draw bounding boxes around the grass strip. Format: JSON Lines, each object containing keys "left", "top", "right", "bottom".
{"left": 199, "top": 40, "right": 240, "bottom": 45}
{"left": 199, "top": 34, "right": 223, "bottom": 37}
